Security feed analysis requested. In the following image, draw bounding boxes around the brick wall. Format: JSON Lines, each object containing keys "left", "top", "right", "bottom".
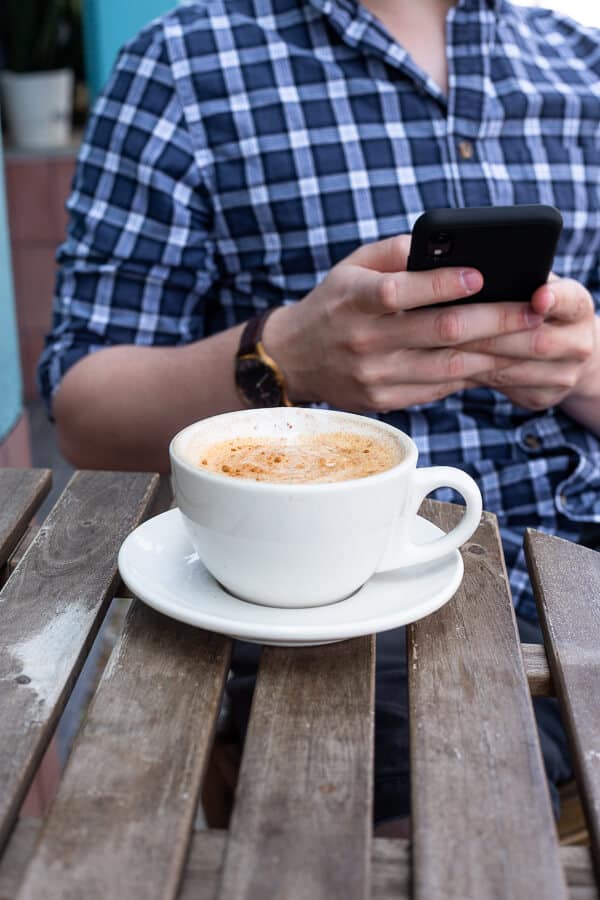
{"left": 5, "top": 151, "right": 76, "bottom": 401}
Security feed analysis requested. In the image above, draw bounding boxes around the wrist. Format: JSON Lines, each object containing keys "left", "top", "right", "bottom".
{"left": 262, "top": 304, "right": 318, "bottom": 404}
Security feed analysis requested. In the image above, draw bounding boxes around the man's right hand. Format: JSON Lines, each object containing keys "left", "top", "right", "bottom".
{"left": 263, "top": 234, "right": 545, "bottom": 412}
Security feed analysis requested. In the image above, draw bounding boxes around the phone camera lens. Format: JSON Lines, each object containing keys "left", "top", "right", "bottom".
{"left": 427, "top": 232, "right": 453, "bottom": 259}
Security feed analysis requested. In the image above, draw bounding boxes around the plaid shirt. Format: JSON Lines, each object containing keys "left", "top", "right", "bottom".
{"left": 39, "top": 0, "right": 600, "bottom": 620}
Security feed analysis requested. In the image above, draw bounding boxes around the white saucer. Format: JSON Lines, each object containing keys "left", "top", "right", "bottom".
{"left": 118, "top": 509, "right": 464, "bottom": 646}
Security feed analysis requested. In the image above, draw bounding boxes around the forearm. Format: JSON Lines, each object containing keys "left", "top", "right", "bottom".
{"left": 53, "top": 324, "right": 246, "bottom": 473}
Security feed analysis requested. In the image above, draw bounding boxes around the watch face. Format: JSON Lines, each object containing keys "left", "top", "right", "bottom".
{"left": 236, "top": 355, "right": 285, "bottom": 407}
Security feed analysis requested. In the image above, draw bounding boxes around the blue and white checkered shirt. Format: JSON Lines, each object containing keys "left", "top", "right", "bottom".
{"left": 39, "top": 0, "right": 600, "bottom": 620}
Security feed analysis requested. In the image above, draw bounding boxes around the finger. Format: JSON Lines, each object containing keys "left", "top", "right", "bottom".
{"left": 530, "top": 278, "right": 595, "bottom": 323}
{"left": 362, "top": 380, "right": 472, "bottom": 412}
{"left": 370, "top": 300, "right": 543, "bottom": 350}
{"left": 348, "top": 265, "right": 484, "bottom": 316}
{"left": 460, "top": 320, "right": 593, "bottom": 363}
{"left": 346, "top": 234, "right": 412, "bottom": 273}
{"left": 362, "top": 347, "right": 515, "bottom": 387}
{"left": 472, "top": 359, "right": 577, "bottom": 393}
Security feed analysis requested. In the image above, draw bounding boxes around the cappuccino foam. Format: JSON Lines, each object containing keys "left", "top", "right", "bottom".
{"left": 197, "top": 431, "right": 403, "bottom": 484}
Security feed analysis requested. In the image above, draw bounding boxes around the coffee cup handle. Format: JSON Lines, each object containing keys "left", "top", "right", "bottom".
{"left": 376, "top": 466, "right": 482, "bottom": 571}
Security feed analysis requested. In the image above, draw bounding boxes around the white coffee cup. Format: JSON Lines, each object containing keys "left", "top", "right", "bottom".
{"left": 169, "top": 408, "right": 482, "bottom": 608}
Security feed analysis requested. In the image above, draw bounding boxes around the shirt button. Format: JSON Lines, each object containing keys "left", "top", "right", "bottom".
{"left": 458, "top": 140, "right": 474, "bottom": 160}
{"left": 524, "top": 434, "right": 541, "bottom": 450}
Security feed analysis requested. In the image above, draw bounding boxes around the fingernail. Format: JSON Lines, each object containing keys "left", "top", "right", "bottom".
{"left": 546, "top": 289, "right": 556, "bottom": 310}
{"left": 460, "top": 270, "right": 481, "bottom": 293}
{"left": 526, "top": 310, "right": 544, "bottom": 328}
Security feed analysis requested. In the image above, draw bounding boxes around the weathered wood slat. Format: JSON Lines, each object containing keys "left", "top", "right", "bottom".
{"left": 217, "top": 637, "right": 375, "bottom": 900}
{"left": 409, "top": 500, "right": 567, "bottom": 900}
{"left": 0, "top": 818, "right": 41, "bottom": 900}
{"left": 179, "top": 829, "right": 227, "bottom": 900}
{"left": 523, "top": 642, "right": 554, "bottom": 696}
{"left": 3, "top": 826, "right": 597, "bottom": 899}
{"left": 0, "top": 469, "right": 51, "bottom": 570}
{"left": 525, "top": 529, "right": 600, "bottom": 886}
{"left": 16, "top": 605, "right": 230, "bottom": 900}
{"left": 0, "top": 470, "right": 158, "bottom": 854}
{"left": 562, "top": 847, "right": 600, "bottom": 900}
{"left": 5, "top": 525, "right": 38, "bottom": 579}
{"left": 180, "top": 832, "right": 410, "bottom": 900}
{"left": 370, "top": 836, "right": 411, "bottom": 900}
{"left": 179, "top": 833, "right": 597, "bottom": 900}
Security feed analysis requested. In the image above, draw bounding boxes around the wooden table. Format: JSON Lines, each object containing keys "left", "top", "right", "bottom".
{"left": 1, "top": 468, "right": 599, "bottom": 900}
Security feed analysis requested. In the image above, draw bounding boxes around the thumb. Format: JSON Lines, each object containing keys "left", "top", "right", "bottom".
{"left": 346, "top": 234, "right": 411, "bottom": 273}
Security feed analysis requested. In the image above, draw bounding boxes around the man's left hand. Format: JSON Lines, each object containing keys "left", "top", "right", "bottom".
{"left": 463, "top": 276, "right": 600, "bottom": 411}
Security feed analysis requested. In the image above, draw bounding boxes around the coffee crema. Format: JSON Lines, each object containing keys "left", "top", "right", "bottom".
{"left": 196, "top": 431, "right": 403, "bottom": 484}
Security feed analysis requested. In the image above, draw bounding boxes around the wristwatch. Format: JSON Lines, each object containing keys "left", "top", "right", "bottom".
{"left": 235, "top": 308, "right": 293, "bottom": 408}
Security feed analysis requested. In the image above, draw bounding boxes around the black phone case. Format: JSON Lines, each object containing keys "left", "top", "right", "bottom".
{"left": 407, "top": 205, "right": 563, "bottom": 303}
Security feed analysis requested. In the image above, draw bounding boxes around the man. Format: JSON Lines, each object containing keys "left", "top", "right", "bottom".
{"left": 39, "top": 0, "right": 600, "bottom": 830}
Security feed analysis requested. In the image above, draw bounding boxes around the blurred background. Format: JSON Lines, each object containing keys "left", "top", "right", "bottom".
{"left": 0, "top": 0, "right": 186, "bottom": 495}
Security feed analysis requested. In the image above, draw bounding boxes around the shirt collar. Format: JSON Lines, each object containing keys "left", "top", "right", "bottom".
{"left": 306, "top": 0, "right": 506, "bottom": 19}
{"left": 304, "top": 0, "right": 505, "bottom": 109}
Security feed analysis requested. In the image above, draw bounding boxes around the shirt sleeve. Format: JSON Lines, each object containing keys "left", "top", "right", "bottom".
{"left": 37, "top": 22, "right": 216, "bottom": 416}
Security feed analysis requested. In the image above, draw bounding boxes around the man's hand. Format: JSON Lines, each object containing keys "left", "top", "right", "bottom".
{"left": 264, "top": 234, "right": 544, "bottom": 412}
{"left": 463, "top": 276, "right": 600, "bottom": 414}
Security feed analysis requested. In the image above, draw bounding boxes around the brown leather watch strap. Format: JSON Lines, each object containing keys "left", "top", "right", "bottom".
{"left": 237, "top": 308, "right": 277, "bottom": 358}
{"left": 235, "top": 307, "right": 294, "bottom": 407}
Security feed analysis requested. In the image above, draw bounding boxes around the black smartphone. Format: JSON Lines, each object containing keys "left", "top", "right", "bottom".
{"left": 407, "top": 204, "right": 563, "bottom": 304}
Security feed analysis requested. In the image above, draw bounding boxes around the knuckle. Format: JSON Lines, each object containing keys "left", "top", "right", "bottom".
{"left": 350, "top": 359, "right": 369, "bottom": 388}
{"left": 520, "top": 391, "right": 547, "bottom": 411}
{"left": 574, "top": 338, "right": 593, "bottom": 363}
{"left": 351, "top": 357, "right": 380, "bottom": 389}
{"left": 489, "top": 368, "right": 513, "bottom": 387}
{"left": 445, "top": 349, "right": 466, "bottom": 380}
{"left": 435, "top": 308, "right": 464, "bottom": 344}
{"left": 430, "top": 270, "right": 449, "bottom": 303}
{"left": 378, "top": 276, "right": 398, "bottom": 312}
{"left": 543, "top": 392, "right": 562, "bottom": 409}
{"left": 493, "top": 354, "right": 510, "bottom": 372}
{"left": 497, "top": 305, "right": 512, "bottom": 334}
{"left": 556, "top": 370, "right": 577, "bottom": 391}
{"left": 362, "top": 383, "right": 386, "bottom": 410}
{"left": 344, "top": 328, "right": 371, "bottom": 358}
{"left": 478, "top": 336, "right": 495, "bottom": 354}
{"left": 433, "top": 381, "right": 459, "bottom": 401}
{"left": 532, "top": 327, "right": 553, "bottom": 359}
{"left": 530, "top": 398, "right": 548, "bottom": 412}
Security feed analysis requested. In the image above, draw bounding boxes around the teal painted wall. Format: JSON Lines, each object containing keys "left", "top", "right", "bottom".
{"left": 0, "top": 134, "right": 23, "bottom": 441}
{"left": 83, "top": 0, "right": 181, "bottom": 100}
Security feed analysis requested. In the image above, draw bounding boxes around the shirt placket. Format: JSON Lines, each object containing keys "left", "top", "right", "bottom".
{"left": 445, "top": 0, "right": 500, "bottom": 208}
{"left": 310, "top": 0, "right": 504, "bottom": 212}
